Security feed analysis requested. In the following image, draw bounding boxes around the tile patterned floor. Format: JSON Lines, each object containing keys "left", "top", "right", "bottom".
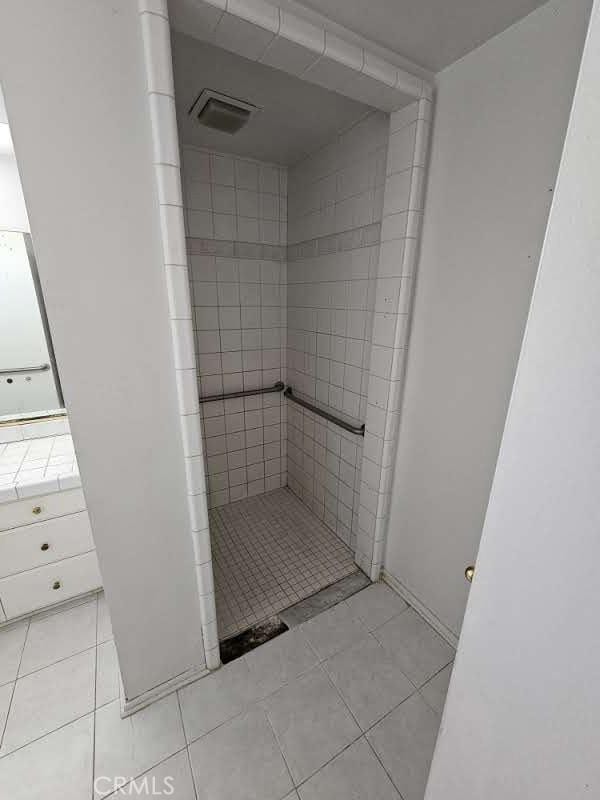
{"left": 0, "top": 582, "right": 454, "bottom": 799}
{"left": 211, "top": 488, "right": 358, "bottom": 640}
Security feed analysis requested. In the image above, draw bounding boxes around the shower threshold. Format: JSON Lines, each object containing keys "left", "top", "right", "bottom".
{"left": 219, "top": 571, "right": 371, "bottom": 663}
{"left": 211, "top": 487, "right": 360, "bottom": 642}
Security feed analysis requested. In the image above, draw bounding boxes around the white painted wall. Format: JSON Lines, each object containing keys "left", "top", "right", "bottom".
{"left": 426, "top": 1, "right": 600, "bottom": 794}
{"left": 384, "top": 0, "right": 592, "bottom": 637}
{"left": 0, "top": 0, "right": 205, "bottom": 699}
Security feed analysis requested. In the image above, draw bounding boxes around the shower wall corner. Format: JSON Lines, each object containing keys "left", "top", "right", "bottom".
{"left": 355, "top": 96, "right": 434, "bottom": 581}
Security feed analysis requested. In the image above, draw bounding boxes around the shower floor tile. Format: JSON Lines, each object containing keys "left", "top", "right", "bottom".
{"left": 211, "top": 488, "right": 358, "bottom": 641}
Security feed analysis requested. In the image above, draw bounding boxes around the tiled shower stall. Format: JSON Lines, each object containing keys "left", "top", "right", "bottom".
{"left": 176, "top": 101, "right": 431, "bottom": 639}
{"left": 138, "top": 0, "right": 433, "bottom": 656}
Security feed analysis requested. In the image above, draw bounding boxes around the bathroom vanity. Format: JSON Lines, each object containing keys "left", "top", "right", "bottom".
{"left": 0, "top": 426, "right": 101, "bottom": 623}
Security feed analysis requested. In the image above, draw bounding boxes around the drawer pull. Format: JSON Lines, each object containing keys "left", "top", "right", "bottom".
{"left": 40, "top": 542, "right": 50, "bottom": 551}
{"left": 52, "top": 580, "right": 61, "bottom": 590}
{"left": 32, "top": 506, "right": 42, "bottom": 515}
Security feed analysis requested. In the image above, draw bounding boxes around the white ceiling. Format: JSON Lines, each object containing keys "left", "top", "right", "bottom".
{"left": 172, "top": 33, "right": 373, "bottom": 165}
{"left": 290, "top": 0, "right": 549, "bottom": 71}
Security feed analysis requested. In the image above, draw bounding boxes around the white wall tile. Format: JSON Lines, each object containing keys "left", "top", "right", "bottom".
{"left": 139, "top": 0, "right": 168, "bottom": 15}
{"left": 212, "top": 184, "right": 236, "bottom": 214}
{"left": 171, "top": 319, "right": 196, "bottom": 370}
{"left": 214, "top": 13, "right": 276, "bottom": 61}
{"left": 187, "top": 210, "right": 213, "bottom": 238}
{"left": 155, "top": 164, "right": 183, "bottom": 207}
{"left": 149, "top": 93, "right": 180, "bottom": 167}
{"left": 184, "top": 150, "right": 211, "bottom": 183}
{"left": 213, "top": 213, "right": 237, "bottom": 240}
{"left": 182, "top": 145, "right": 287, "bottom": 503}
{"left": 382, "top": 170, "right": 411, "bottom": 216}
{"left": 211, "top": 153, "right": 235, "bottom": 186}
{"left": 387, "top": 124, "right": 417, "bottom": 175}
{"left": 166, "top": 265, "right": 193, "bottom": 320}
{"left": 362, "top": 53, "right": 397, "bottom": 87}
{"left": 235, "top": 160, "right": 259, "bottom": 191}
{"left": 141, "top": 12, "right": 174, "bottom": 95}
{"left": 181, "top": 413, "right": 203, "bottom": 458}
{"left": 261, "top": 36, "right": 320, "bottom": 77}
{"left": 160, "top": 204, "right": 187, "bottom": 265}
{"left": 279, "top": 12, "right": 324, "bottom": 54}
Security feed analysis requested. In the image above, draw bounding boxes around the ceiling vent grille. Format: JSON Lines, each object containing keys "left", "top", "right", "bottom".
{"left": 189, "top": 89, "right": 259, "bottom": 135}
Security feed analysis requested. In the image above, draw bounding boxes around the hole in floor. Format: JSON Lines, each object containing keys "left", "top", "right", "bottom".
{"left": 219, "top": 571, "right": 371, "bottom": 662}
{"left": 220, "top": 617, "right": 289, "bottom": 664}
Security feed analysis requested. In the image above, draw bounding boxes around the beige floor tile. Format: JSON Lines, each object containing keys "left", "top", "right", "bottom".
{"left": 1, "top": 649, "right": 95, "bottom": 755}
{"left": 188, "top": 707, "right": 293, "bottom": 800}
{"left": 324, "top": 635, "right": 415, "bottom": 730}
{"left": 374, "top": 609, "right": 454, "bottom": 687}
{"left": 367, "top": 694, "right": 441, "bottom": 800}
{"left": 263, "top": 666, "right": 361, "bottom": 784}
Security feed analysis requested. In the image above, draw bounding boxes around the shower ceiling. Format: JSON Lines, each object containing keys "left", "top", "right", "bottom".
{"left": 171, "top": 33, "right": 373, "bottom": 165}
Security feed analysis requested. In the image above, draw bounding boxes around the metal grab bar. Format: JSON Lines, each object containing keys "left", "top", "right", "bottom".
{"left": 284, "top": 386, "right": 365, "bottom": 436}
{"left": 199, "top": 380, "right": 284, "bottom": 404}
{"left": 0, "top": 363, "right": 50, "bottom": 376}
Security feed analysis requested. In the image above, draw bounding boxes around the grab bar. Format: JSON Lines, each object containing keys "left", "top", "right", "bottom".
{"left": 284, "top": 386, "right": 365, "bottom": 436}
{"left": 0, "top": 363, "right": 50, "bottom": 376}
{"left": 199, "top": 380, "right": 284, "bottom": 404}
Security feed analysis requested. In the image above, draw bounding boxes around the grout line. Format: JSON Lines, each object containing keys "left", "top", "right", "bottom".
{"left": 175, "top": 690, "right": 200, "bottom": 800}
{"left": 15, "top": 641, "right": 99, "bottom": 683}
{"left": 364, "top": 733, "right": 408, "bottom": 800}
{"left": 293, "top": 735, "right": 368, "bottom": 791}
{"left": 263, "top": 707, "right": 296, "bottom": 794}
{"left": 0, "top": 708, "right": 94, "bottom": 762}
{"left": 96, "top": 744, "right": 191, "bottom": 800}
{"left": 0, "top": 618, "right": 30, "bottom": 749}
{"left": 417, "top": 660, "right": 454, "bottom": 714}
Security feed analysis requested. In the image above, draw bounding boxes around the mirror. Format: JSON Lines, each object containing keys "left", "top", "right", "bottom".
{"left": 1, "top": 82, "right": 64, "bottom": 423}
{"left": 0, "top": 230, "right": 64, "bottom": 420}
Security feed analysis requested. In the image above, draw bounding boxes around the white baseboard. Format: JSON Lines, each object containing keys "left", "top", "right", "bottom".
{"left": 120, "top": 663, "right": 211, "bottom": 717}
{"left": 0, "top": 588, "right": 101, "bottom": 629}
{"left": 381, "top": 569, "right": 459, "bottom": 649}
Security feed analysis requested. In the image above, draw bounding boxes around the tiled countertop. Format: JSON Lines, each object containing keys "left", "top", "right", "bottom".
{"left": 0, "top": 433, "right": 81, "bottom": 503}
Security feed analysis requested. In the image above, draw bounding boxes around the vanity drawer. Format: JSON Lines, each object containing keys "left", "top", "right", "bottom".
{"left": 0, "top": 551, "right": 102, "bottom": 619}
{"left": 0, "top": 512, "right": 94, "bottom": 578}
{"left": 0, "top": 488, "right": 86, "bottom": 532}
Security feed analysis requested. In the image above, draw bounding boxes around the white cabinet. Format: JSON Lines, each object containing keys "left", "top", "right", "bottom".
{"left": 0, "top": 489, "right": 102, "bottom": 622}
{"left": 0, "top": 511, "right": 94, "bottom": 578}
{"left": 0, "top": 488, "right": 86, "bottom": 532}
{"left": 0, "top": 551, "right": 101, "bottom": 619}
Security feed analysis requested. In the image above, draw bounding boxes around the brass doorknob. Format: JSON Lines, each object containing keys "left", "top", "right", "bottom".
{"left": 465, "top": 565, "right": 475, "bottom": 583}
{"left": 52, "top": 580, "right": 61, "bottom": 590}
{"left": 32, "top": 506, "right": 42, "bottom": 515}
